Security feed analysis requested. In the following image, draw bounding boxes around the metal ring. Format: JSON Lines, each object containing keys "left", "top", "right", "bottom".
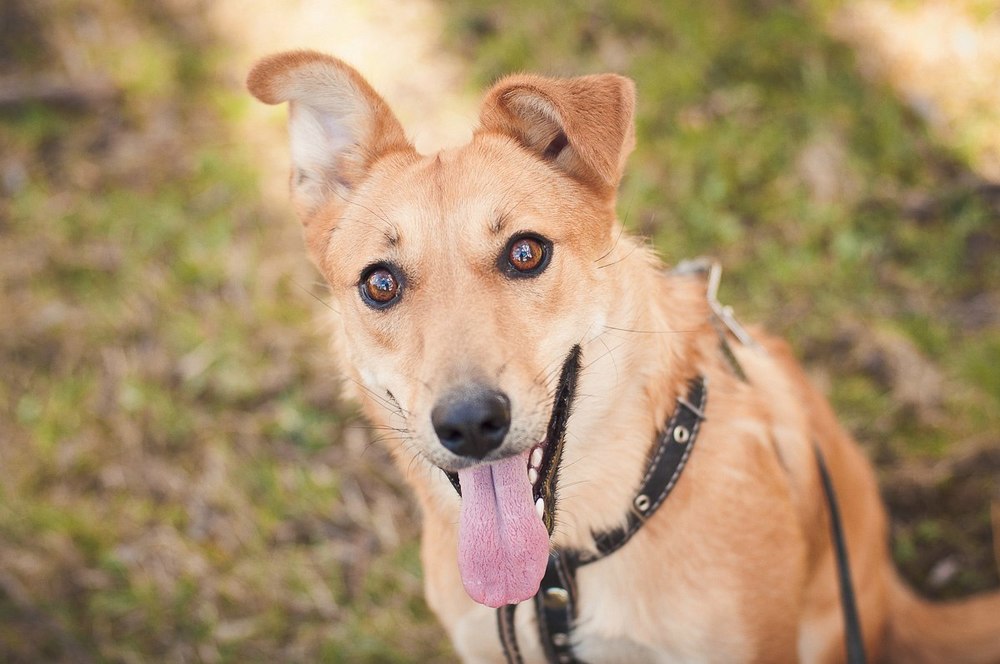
{"left": 634, "top": 494, "right": 651, "bottom": 512}
{"left": 673, "top": 425, "right": 690, "bottom": 444}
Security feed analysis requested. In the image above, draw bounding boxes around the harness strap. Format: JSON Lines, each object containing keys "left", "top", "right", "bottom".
{"left": 586, "top": 376, "right": 708, "bottom": 561}
{"left": 497, "top": 377, "right": 708, "bottom": 664}
{"left": 814, "top": 445, "right": 868, "bottom": 664}
{"left": 497, "top": 604, "right": 525, "bottom": 664}
{"left": 533, "top": 551, "right": 580, "bottom": 663}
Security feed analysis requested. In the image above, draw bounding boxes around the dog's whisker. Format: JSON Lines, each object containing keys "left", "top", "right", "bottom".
{"left": 333, "top": 186, "right": 399, "bottom": 238}
{"left": 556, "top": 452, "right": 587, "bottom": 472}
{"left": 293, "top": 280, "right": 341, "bottom": 316}
{"left": 570, "top": 392, "right": 597, "bottom": 406}
{"left": 536, "top": 361, "right": 560, "bottom": 388}
{"left": 366, "top": 431, "right": 413, "bottom": 446}
{"left": 574, "top": 319, "right": 600, "bottom": 350}
{"left": 335, "top": 212, "right": 397, "bottom": 245}
{"left": 383, "top": 390, "right": 409, "bottom": 417}
{"left": 498, "top": 180, "right": 552, "bottom": 221}
{"left": 402, "top": 445, "right": 437, "bottom": 480}
{"left": 490, "top": 181, "right": 523, "bottom": 233}
{"left": 372, "top": 441, "right": 421, "bottom": 469}
{"left": 593, "top": 203, "right": 631, "bottom": 264}
{"left": 533, "top": 353, "right": 566, "bottom": 387}
{"left": 585, "top": 339, "right": 628, "bottom": 369}
{"left": 347, "top": 377, "right": 409, "bottom": 415}
{"left": 555, "top": 478, "right": 591, "bottom": 493}
{"left": 347, "top": 377, "right": 410, "bottom": 419}
{"left": 350, "top": 423, "right": 410, "bottom": 434}
{"left": 601, "top": 324, "right": 697, "bottom": 335}
{"left": 595, "top": 235, "right": 646, "bottom": 270}
{"left": 596, "top": 335, "right": 619, "bottom": 384}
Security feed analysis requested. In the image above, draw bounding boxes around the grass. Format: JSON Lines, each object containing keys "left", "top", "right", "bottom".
{"left": 0, "top": 2, "right": 449, "bottom": 661}
{"left": 0, "top": 0, "right": 997, "bottom": 661}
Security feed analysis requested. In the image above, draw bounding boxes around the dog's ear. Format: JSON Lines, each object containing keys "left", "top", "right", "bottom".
{"left": 478, "top": 73, "right": 636, "bottom": 195}
{"left": 247, "top": 51, "right": 413, "bottom": 214}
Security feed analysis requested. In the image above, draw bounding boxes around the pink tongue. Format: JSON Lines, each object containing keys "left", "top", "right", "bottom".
{"left": 457, "top": 450, "right": 549, "bottom": 608}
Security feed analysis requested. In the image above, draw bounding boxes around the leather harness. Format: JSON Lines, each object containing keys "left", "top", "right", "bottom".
{"left": 497, "top": 376, "right": 708, "bottom": 664}
{"left": 451, "top": 261, "right": 867, "bottom": 663}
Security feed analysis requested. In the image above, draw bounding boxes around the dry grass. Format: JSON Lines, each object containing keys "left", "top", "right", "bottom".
{"left": 0, "top": 0, "right": 452, "bottom": 660}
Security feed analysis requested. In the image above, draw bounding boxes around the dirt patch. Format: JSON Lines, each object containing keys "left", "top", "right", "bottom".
{"left": 883, "top": 445, "right": 1000, "bottom": 599}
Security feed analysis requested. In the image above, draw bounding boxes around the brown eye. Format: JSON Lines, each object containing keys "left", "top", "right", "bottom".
{"left": 360, "top": 266, "right": 401, "bottom": 308}
{"left": 504, "top": 235, "right": 551, "bottom": 276}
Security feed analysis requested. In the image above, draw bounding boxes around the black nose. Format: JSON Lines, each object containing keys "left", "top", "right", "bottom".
{"left": 431, "top": 387, "right": 511, "bottom": 459}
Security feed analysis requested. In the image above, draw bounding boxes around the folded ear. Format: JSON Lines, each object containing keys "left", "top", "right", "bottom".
{"left": 247, "top": 51, "right": 413, "bottom": 214}
{"left": 477, "top": 73, "right": 636, "bottom": 195}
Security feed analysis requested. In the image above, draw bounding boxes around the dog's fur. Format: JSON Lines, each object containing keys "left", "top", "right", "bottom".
{"left": 248, "top": 51, "right": 1000, "bottom": 663}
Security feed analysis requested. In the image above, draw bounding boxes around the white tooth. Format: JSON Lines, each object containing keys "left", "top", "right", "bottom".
{"left": 531, "top": 447, "right": 543, "bottom": 468}
{"left": 535, "top": 497, "right": 545, "bottom": 519}
{"left": 528, "top": 468, "right": 539, "bottom": 485}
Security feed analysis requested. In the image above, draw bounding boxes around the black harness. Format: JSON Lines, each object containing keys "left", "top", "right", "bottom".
{"left": 457, "top": 261, "right": 867, "bottom": 663}
{"left": 496, "top": 376, "right": 708, "bottom": 664}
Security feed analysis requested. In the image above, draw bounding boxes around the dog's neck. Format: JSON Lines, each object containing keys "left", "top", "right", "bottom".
{"left": 542, "top": 232, "right": 713, "bottom": 551}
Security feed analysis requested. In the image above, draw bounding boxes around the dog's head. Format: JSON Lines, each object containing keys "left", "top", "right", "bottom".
{"left": 249, "top": 52, "right": 637, "bottom": 607}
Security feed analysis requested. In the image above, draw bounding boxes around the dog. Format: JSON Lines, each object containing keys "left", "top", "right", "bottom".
{"left": 247, "top": 51, "right": 1000, "bottom": 663}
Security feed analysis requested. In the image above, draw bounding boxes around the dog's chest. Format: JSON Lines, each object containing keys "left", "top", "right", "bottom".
{"left": 452, "top": 603, "right": 675, "bottom": 663}
{"left": 450, "top": 562, "right": 738, "bottom": 664}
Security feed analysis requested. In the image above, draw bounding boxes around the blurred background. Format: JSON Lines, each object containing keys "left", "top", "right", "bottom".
{"left": 1, "top": 0, "right": 998, "bottom": 661}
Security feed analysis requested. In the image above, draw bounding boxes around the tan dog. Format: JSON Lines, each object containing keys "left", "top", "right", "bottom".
{"left": 247, "top": 51, "right": 1000, "bottom": 663}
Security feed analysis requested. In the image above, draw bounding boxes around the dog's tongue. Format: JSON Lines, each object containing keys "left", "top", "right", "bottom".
{"left": 457, "top": 450, "right": 549, "bottom": 608}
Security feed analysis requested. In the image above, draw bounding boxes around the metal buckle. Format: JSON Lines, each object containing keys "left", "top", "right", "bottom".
{"left": 705, "top": 262, "right": 760, "bottom": 350}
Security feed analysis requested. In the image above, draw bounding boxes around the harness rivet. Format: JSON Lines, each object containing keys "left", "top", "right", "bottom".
{"left": 552, "top": 632, "right": 569, "bottom": 647}
{"left": 673, "top": 425, "right": 690, "bottom": 444}
{"left": 634, "top": 494, "right": 651, "bottom": 512}
{"left": 543, "top": 586, "right": 569, "bottom": 609}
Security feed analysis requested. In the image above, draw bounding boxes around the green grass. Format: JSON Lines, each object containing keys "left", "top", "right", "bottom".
{"left": 0, "top": 2, "right": 451, "bottom": 661}
{"left": 0, "top": 0, "right": 997, "bottom": 661}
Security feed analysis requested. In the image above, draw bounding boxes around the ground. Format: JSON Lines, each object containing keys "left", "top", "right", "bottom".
{"left": 0, "top": 0, "right": 997, "bottom": 661}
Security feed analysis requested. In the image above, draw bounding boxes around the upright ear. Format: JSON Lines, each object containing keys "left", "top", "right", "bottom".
{"left": 247, "top": 51, "right": 413, "bottom": 215}
{"left": 477, "top": 73, "right": 636, "bottom": 195}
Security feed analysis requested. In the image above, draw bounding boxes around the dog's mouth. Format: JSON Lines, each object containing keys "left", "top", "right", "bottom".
{"left": 445, "top": 345, "right": 581, "bottom": 608}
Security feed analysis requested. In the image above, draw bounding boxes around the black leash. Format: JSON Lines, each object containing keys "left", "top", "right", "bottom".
{"left": 814, "top": 445, "right": 868, "bottom": 664}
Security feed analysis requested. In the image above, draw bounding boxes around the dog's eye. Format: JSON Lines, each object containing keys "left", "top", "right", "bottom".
{"left": 360, "top": 265, "right": 401, "bottom": 308}
{"left": 504, "top": 234, "right": 551, "bottom": 277}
